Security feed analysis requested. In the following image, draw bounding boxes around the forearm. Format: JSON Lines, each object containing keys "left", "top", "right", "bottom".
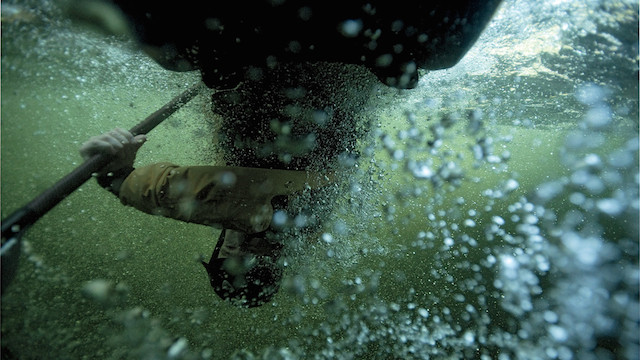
{"left": 115, "top": 162, "right": 268, "bottom": 232}
{"left": 114, "top": 163, "right": 327, "bottom": 233}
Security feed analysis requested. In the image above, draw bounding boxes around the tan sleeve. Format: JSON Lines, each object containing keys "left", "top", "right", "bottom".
{"left": 118, "top": 162, "right": 332, "bottom": 233}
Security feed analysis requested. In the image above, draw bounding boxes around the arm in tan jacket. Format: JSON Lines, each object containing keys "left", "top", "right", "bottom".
{"left": 117, "top": 162, "right": 331, "bottom": 234}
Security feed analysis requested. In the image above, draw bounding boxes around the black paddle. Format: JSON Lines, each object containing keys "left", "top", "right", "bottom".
{"left": 1, "top": 82, "right": 203, "bottom": 293}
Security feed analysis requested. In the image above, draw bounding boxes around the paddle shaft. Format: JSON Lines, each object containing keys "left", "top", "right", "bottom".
{"left": 1, "top": 82, "right": 202, "bottom": 241}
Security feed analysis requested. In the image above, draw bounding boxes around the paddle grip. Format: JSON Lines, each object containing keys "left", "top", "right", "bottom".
{"left": 1, "top": 82, "right": 202, "bottom": 241}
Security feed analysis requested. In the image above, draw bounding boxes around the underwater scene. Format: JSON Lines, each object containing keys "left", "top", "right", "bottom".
{"left": 1, "top": 0, "right": 638, "bottom": 359}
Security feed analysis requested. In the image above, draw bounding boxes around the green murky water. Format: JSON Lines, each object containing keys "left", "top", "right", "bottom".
{"left": 2, "top": 0, "right": 638, "bottom": 359}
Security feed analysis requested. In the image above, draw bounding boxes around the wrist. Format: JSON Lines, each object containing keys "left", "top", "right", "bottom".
{"left": 96, "top": 166, "right": 135, "bottom": 196}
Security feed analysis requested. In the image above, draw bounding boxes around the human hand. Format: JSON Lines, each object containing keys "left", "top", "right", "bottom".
{"left": 80, "top": 128, "right": 147, "bottom": 174}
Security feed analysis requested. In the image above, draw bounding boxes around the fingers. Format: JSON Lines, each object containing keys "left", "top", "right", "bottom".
{"left": 110, "top": 128, "right": 136, "bottom": 145}
{"left": 80, "top": 138, "right": 117, "bottom": 159}
{"left": 80, "top": 128, "right": 149, "bottom": 175}
{"left": 107, "top": 128, "right": 129, "bottom": 145}
{"left": 80, "top": 128, "right": 146, "bottom": 160}
{"left": 133, "top": 134, "right": 147, "bottom": 146}
{"left": 95, "top": 128, "right": 139, "bottom": 150}
{"left": 102, "top": 133, "right": 125, "bottom": 151}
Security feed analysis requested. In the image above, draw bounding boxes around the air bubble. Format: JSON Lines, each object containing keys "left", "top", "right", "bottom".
{"left": 548, "top": 325, "right": 568, "bottom": 342}
{"left": 464, "top": 219, "right": 476, "bottom": 227}
{"left": 340, "top": 19, "right": 363, "bottom": 37}
{"left": 504, "top": 179, "right": 519, "bottom": 192}
{"left": 272, "top": 211, "right": 288, "bottom": 226}
{"left": 167, "top": 338, "right": 188, "bottom": 358}
{"left": 596, "top": 198, "right": 624, "bottom": 216}
{"left": 411, "top": 162, "right": 434, "bottom": 179}
{"left": 376, "top": 54, "right": 393, "bottom": 67}
{"left": 544, "top": 310, "right": 559, "bottom": 323}
{"left": 463, "top": 331, "right": 475, "bottom": 345}
{"left": 418, "top": 308, "right": 429, "bottom": 318}
{"left": 294, "top": 214, "right": 308, "bottom": 228}
{"left": 82, "top": 279, "right": 113, "bottom": 303}
{"left": 219, "top": 171, "right": 237, "bottom": 186}
{"left": 575, "top": 83, "right": 605, "bottom": 105}
{"left": 584, "top": 106, "right": 612, "bottom": 128}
